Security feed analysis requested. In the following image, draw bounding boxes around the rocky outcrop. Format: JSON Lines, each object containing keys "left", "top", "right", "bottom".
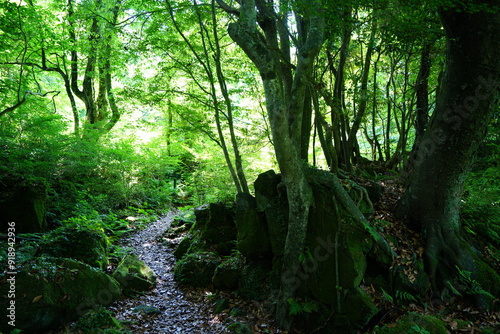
{"left": 0, "top": 257, "right": 121, "bottom": 333}
{"left": 174, "top": 168, "right": 384, "bottom": 332}
{"left": 38, "top": 227, "right": 110, "bottom": 270}
{"left": 0, "top": 181, "right": 47, "bottom": 233}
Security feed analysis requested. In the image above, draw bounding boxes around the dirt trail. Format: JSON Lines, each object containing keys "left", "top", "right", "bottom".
{"left": 109, "top": 211, "right": 228, "bottom": 333}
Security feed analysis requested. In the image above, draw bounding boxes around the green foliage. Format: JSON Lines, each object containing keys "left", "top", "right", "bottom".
{"left": 287, "top": 298, "right": 320, "bottom": 316}
{"left": 462, "top": 123, "right": 500, "bottom": 266}
{"left": 71, "top": 306, "right": 126, "bottom": 334}
{"left": 395, "top": 290, "right": 418, "bottom": 303}
{"left": 456, "top": 266, "right": 495, "bottom": 300}
{"left": 409, "top": 325, "right": 431, "bottom": 334}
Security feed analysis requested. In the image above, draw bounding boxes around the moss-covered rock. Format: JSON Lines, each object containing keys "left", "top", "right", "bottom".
{"left": 192, "top": 203, "right": 237, "bottom": 255}
{"left": 297, "top": 183, "right": 372, "bottom": 306}
{"left": 254, "top": 170, "right": 288, "bottom": 257}
{"left": 0, "top": 181, "right": 47, "bottom": 233}
{"left": 173, "top": 233, "right": 198, "bottom": 259}
{"left": 475, "top": 258, "right": 500, "bottom": 311}
{"left": 213, "top": 298, "right": 230, "bottom": 314}
{"left": 375, "top": 313, "right": 448, "bottom": 334}
{"left": 234, "top": 193, "right": 271, "bottom": 258}
{"left": 112, "top": 254, "right": 156, "bottom": 295}
{"left": 336, "top": 288, "right": 379, "bottom": 330}
{"left": 0, "top": 257, "right": 121, "bottom": 333}
{"left": 71, "top": 306, "right": 123, "bottom": 333}
{"left": 212, "top": 254, "right": 244, "bottom": 290}
{"left": 295, "top": 288, "right": 378, "bottom": 334}
{"left": 174, "top": 252, "right": 222, "bottom": 287}
{"left": 237, "top": 260, "right": 271, "bottom": 301}
{"left": 39, "top": 227, "right": 109, "bottom": 270}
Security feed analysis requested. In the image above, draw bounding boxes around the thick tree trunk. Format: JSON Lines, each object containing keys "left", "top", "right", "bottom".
{"left": 398, "top": 4, "right": 500, "bottom": 299}
{"left": 226, "top": 0, "right": 324, "bottom": 327}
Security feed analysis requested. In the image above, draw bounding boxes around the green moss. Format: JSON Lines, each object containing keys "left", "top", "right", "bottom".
{"left": 375, "top": 313, "right": 447, "bottom": 334}
{"left": 227, "top": 322, "right": 252, "bottom": 334}
{"left": 193, "top": 203, "right": 237, "bottom": 254}
{"left": 174, "top": 252, "right": 221, "bottom": 287}
{"left": 237, "top": 260, "right": 271, "bottom": 300}
{"left": 234, "top": 193, "right": 271, "bottom": 257}
{"left": 72, "top": 306, "right": 122, "bottom": 333}
{"left": 132, "top": 305, "right": 161, "bottom": 314}
{"left": 212, "top": 254, "right": 244, "bottom": 290}
{"left": 40, "top": 227, "right": 109, "bottom": 269}
{"left": 0, "top": 257, "right": 121, "bottom": 333}
{"left": 112, "top": 254, "right": 156, "bottom": 295}
{"left": 475, "top": 259, "right": 500, "bottom": 310}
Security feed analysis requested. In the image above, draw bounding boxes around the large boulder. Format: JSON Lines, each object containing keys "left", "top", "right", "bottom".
{"left": 112, "top": 254, "right": 156, "bottom": 295}
{"left": 298, "top": 183, "right": 373, "bottom": 305}
{"left": 192, "top": 203, "right": 237, "bottom": 255}
{"left": 212, "top": 255, "right": 244, "bottom": 290}
{"left": 0, "top": 257, "right": 121, "bottom": 333}
{"left": 254, "top": 170, "right": 288, "bottom": 257}
{"left": 234, "top": 193, "right": 271, "bottom": 258}
{"left": 174, "top": 252, "right": 222, "bottom": 287}
{"left": 237, "top": 260, "right": 272, "bottom": 301}
{"left": 0, "top": 181, "right": 47, "bottom": 233}
{"left": 39, "top": 227, "right": 109, "bottom": 270}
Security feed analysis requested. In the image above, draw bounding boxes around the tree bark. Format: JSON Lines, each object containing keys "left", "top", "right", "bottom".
{"left": 226, "top": 0, "right": 324, "bottom": 327}
{"left": 397, "top": 3, "right": 500, "bottom": 300}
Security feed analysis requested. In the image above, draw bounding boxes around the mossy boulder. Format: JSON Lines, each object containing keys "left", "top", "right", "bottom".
{"left": 375, "top": 313, "right": 448, "bottom": 334}
{"left": 112, "top": 254, "right": 156, "bottom": 295}
{"left": 237, "top": 260, "right": 271, "bottom": 301}
{"left": 174, "top": 252, "right": 222, "bottom": 287}
{"left": 71, "top": 306, "right": 123, "bottom": 333}
{"left": 132, "top": 305, "right": 161, "bottom": 315}
{"left": 192, "top": 203, "right": 237, "bottom": 255}
{"left": 334, "top": 288, "right": 379, "bottom": 331}
{"left": 296, "top": 288, "right": 378, "bottom": 334}
{"left": 298, "top": 182, "right": 373, "bottom": 306}
{"left": 254, "top": 170, "right": 288, "bottom": 257}
{"left": 212, "top": 254, "right": 244, "bottom": 290}
{"left": 0, "top": 181, "right": 47, "bottom": 233}
{"left": 234, "top": 193, "right": 271, "bottom": 258}
{"left": 0, "top": 257, "right": 121, "bottom": 333}
{"left": 39, "top": 227, "right": 109, "bottom": 270}
{"left": 174, "top": 233, "right": 197, "bottom": 259}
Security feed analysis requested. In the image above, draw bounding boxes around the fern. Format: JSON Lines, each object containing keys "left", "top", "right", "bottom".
{"left": 456, "top": 266, "right": 495, "bottom": 299}
{"left": 380, "top": 288, "right": 394, "bottom": 303}
{"left": 395, "top": 290, "right": 418, "bottom": 302}
{"left": 287, "top": 298, "right": 319, "bottom": 315}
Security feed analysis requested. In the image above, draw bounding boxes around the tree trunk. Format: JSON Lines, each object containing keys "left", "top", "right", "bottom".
{"left": 226, "top": 0, "right": 324, "bottom": 327}
{"left": 346, "top": 19, "right": 376, "bottom": 164}
{"left": 397, "top": 4, "right": 500, "bottom": 300}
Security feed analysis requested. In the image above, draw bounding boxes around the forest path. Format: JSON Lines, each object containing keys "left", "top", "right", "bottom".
{"left": 108, "top": 211, "right": 228, "bottom": 333}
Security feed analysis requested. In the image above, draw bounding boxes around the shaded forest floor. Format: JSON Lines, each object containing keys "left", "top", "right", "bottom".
{"left": 357, "top": 176, "right": 500, "bottom": 333}
{"left": 48, "top": 176, "right": 499, "bottom": 333}
{"left": 107, "top": 211, "right": 283, "bottom": 334}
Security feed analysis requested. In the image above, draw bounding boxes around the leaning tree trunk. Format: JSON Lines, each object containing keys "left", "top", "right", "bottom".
{"left": 398, "top": 4, "right": 500, "bottom": 300}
